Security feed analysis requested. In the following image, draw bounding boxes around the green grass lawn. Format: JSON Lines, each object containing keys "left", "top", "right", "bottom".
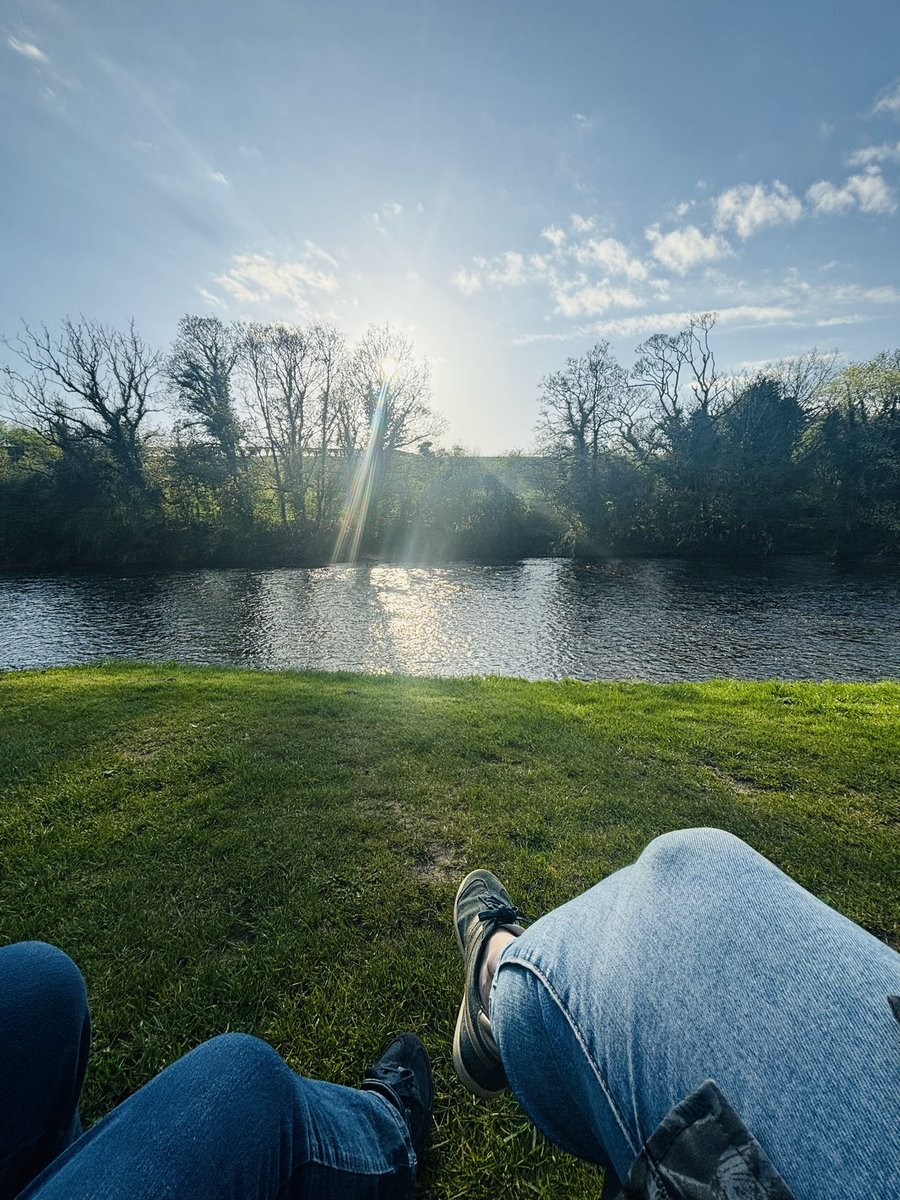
{"left": 2, "top": 664, "right": 899, "bottom": 1197}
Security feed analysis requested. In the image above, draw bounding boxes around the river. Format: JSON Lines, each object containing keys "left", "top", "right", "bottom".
{"left": 1, "top": 557, "right": 898, "bottom": 681}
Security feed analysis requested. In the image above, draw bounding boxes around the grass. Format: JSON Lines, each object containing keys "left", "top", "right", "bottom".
{"left": 2, "top": 663, "right": 899, "bottom": 1197}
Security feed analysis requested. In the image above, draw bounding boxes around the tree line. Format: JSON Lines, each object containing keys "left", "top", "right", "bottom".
{"left": 0, "top": 311, "right": 897, "bottom": 568}
{"left": 537, "top": 315, "right": 900, "bottom": 558}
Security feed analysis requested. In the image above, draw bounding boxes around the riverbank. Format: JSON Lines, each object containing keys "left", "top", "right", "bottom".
{"left": 3, "top": 664, "right": 898, "bottom": 1197}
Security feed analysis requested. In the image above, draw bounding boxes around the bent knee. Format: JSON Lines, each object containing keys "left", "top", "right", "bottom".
{"left": 637, "top": 827, "right": 760, "bottom": 886}
{"left": 180, "top": 1033, "right": 296, "bottom": 1116}
{"left": 0, "top": 941, "right": 88, "bottom": 1024}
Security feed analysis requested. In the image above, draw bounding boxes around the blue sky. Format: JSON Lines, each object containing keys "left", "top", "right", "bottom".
{"left": 2, "top": 0, "right": 899, "bottom": 451}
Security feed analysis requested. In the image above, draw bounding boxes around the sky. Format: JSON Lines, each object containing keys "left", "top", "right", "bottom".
{"left": 2, "top": 0, "right": 900, "bottom": 453}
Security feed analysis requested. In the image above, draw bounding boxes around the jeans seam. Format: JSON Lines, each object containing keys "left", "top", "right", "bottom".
{"left": 306, "top": 1092, "right": 416, "bottom": 1179}
{"left": 498, "top": 957, "right": 640, "bottom": 1161}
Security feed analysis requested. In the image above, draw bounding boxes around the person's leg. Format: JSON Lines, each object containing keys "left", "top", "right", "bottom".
{"left": 20, "top": 1033, "right": 420, "bottom": 1200}
{"left": 0, "top": 941, "right": 91, "bottom": 1199}
{"left": 488, "top": 828, "right": 900, "bottom": 1200}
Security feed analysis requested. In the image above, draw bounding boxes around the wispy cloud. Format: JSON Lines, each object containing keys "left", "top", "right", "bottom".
{"left": 451, "top": 251, "right": 533, "bottom": 294}
{"left": 370, "top": 201, "right": 404, "bottom": 235}
{"left": 872, "top": 79, "right": 900, "bottom": 118}
{"left": 572, "top": 112, "right": 592, "bottom": 131}
{"left": 570, "top": 213, "right": 594, "bottom": 234}
{"left": 6, "top": 36, "right": 47, "bottom": 63}
{"left": 210, "top": 251, "right": 340, "bottom": 310}
{"left": 644, "top": 224, "right": 731, "bottom": 274}
{"left": 452, "top": 268, "right": 483, "bottom": 296}
{"left": 540, "top": 225, "right": 567, "bottom": 249}
{"left": 714, "top": 181, "right": 803, "bottom": 238}
{"left": 845, "top": 141, "right": 900, "bottom": 167}
{"left": 574, "top": 236, "right": 648, "bottom": 281}
{"left": 807, "top": 167, "right": 895, "bottom": 216}
{"left": 592, "top": 305, "right": 795, "bottom": 339}
{"left": 196, "top": 286, "right": 227, "bottom": 310}
{"left": 553, "top": 283, "right": 641, "bottom": 317}
{"left": 208, "top": 170, "right": 229, "bottom": 185}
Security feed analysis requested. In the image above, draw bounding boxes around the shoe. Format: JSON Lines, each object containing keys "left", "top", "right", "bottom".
{"left": 452, "top": 868, "right": 526, "bottom": 1098}
{"left": 362, "top": 1033, "right": 433, "bottom": 1161}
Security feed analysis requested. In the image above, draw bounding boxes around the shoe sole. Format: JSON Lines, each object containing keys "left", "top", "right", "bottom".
{"left": 452, "top": 870, "right": 507, "bottom": 1099}
{"left": 453, "top": 998, "right": 505, "bottom": 1099}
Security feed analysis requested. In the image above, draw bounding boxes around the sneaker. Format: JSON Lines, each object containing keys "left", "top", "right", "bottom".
{"left": 362, "top": 1033, "right": 433, "bottom": 1161}
{"left": 452, "top": 868, "right": 526, "bottom": 1098}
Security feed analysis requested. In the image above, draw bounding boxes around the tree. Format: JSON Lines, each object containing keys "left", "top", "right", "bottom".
{"left": 335, "top": 325, "right": 440, "bottom": 557}
{"left": 719, "top": 377, "right": 806, "bottom": 553}
{"left": 241, "top": 321, "right": 320, "bottom": 526}
{"left": 536, "top": 341, "right": 628, "bottom": 551}
{"left": 630, "top": 314, "right": 731, "bottom": 549}
{"left": 168, "top": 316, "right": 243, "bottom": 472}
{"left": 1, "top": 317, "right": 159, "bottom": 493}
{"left": 812, "top": 350, "right": 900, "bottom": 552}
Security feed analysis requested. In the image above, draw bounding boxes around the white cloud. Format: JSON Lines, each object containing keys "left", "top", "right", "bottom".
{"left": 452, "top": 268, "right": 483, "bottom": 296}
{"left": 714, "top": 181, "right": 803, "bottom": 238}
{"left": 553, "top": 283, "right": 641, "bottom": 317}
{"left": 208, "top": 170, "right": 229, "bottom": 185}
{"left": 512, "top": 330, "right": 582, "bottom": 347}
{"left": 872, "top": 80, "right": 900, "bottom": 118}
{"left": 593, "top": 305, "right": 794, "bottom": 339}
{"left": 213, "top": 252, "right": 339, "bottom": 308}
{"left": 573, "top": 236, "right": 648, "bottom": 281}
{"left": 570, "top": 213, "right": 594, "bottom": 233}
{"left": 827, "top": 283, "right": 900, "bottom": 304}
{"left": 573, "top": 112, "right": 592, "bottom": 131}
{"left": 196, "top": 286, "right": 227, "bottom": 310}
{"left": 673, "top": 200, "right": 693, "bottom": 218}
{"left": 540, "top": 225, "right": 567, "bottom": 249}
{"left": 7, "top": 36, "right": 47, "bottom": 63}
{"left": 370, "top": 201, "right": 404, "bottom": 234}
{"left": 303, "top": 240, "right": 339, "bottom": 268}
{"left": 846, "top": 141, "right": 900, "bottom": 167}
{"left": 807, "top": 167, "right": 896, "bottom": 216}
{"left": 816, "top": 314, "right": 868, "bottom": 327}
{"left": 485, "top": 251, "right": 527, "bottom": 286}
{"left": 453, "top": 251, "right": 532, "bottom": 294}
{"left": 644, "top": 224, "right": 732, "bottom": 274}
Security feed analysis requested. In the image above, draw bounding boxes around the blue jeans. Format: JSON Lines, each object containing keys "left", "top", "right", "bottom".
{"left": 0, "top": 944, "right": 415, "bottom": 1200}
{"left": 491, "top": 828, "right": 900, "bottom": 1200}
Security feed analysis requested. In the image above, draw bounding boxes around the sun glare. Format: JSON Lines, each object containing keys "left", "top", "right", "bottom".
{"left": 380, "top": 357, "right": 397, "bottom": 379}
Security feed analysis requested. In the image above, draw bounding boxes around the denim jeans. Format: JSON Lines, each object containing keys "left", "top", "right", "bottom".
{"left": 5, "top": 830, "right": 899, "bottom": 1199}
{"left": 491, "top": 827, "right": 900, "bottom": 1200}
{"left": 0, "top": 943, "right": 415, "bottom": 1200}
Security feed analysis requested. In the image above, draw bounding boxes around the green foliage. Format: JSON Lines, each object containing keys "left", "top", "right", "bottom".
{"left": 2, "top": 312, "right": 900, "bottom": 566}
{"left": 1, "top": 665, "right": 898, "bottom": 1197}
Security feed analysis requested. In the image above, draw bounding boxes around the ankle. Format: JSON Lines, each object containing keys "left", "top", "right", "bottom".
{"left": 478, "top": 925, "right": 523, "bottom": 1012}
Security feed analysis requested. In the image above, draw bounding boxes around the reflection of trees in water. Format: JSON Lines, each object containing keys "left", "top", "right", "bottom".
{"left": 3, "top": 559, "right": 899, "bottom": 679}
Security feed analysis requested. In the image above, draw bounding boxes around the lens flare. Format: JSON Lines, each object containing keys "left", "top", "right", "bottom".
{"left": 333, "top": 379, "right": 389, "bottom": 563}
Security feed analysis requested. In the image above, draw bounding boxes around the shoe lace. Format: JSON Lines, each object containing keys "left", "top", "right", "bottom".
{"left": 477, "top": 896, "right": 525, "bottom": 927}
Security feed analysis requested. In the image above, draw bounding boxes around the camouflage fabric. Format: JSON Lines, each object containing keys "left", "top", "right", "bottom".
{"left": 601, "top": 1080, "right": 795, "bottom": 1200}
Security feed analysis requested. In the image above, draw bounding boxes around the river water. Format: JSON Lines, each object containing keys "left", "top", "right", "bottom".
{"left": 1, "top": 558, "right": 898, "bottom": 681}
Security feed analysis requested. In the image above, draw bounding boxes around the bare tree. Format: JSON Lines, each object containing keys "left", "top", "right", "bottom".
{"left": 240, "top": 322, "right": 321, "bottom": 525}
{"left": 535, "top": 342, "right": 629, "bottom": 547}
{"left": 1, "top": 317, "right": 160, "bottom": 490}
{"left": 333, "top": 325, "right": 441, "bottom": 558}
{"left": 765, "top": 349, "right": 841, "bottom": 416}
{"left": 631, "top": 313, "right": 729, "bottom": 442}
{"left": 168, "top": 315, "right": 243, "bottom": 471}
{"left": 311, "top": 323, "right": 347, "bottom": 529}
{"left": 345, "top": 325, "right": 440, "bottom": 455}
